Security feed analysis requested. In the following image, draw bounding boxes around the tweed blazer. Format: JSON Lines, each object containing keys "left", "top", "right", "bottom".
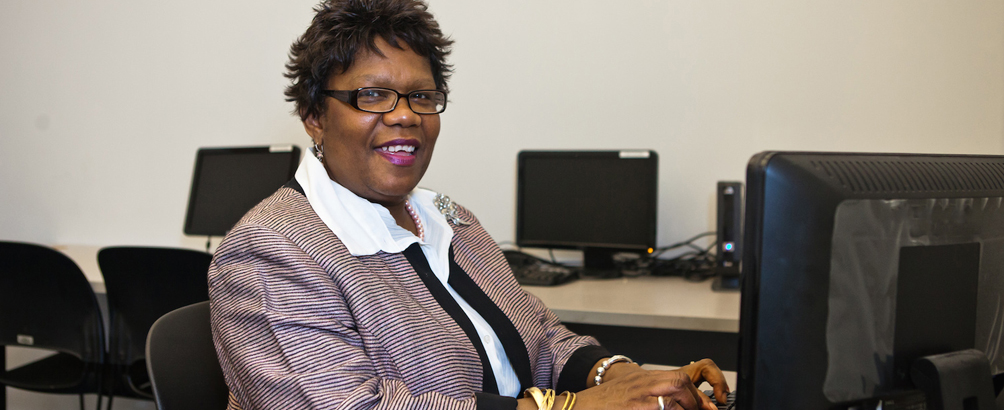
{"left": 209, "top": 181, "right": 608, "bottom": 410}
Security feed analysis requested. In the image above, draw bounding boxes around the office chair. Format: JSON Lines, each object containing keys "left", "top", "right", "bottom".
{"left": 96, "top": 246, "right": 212, "bottom": 407}
{"left": 0, "top": 241, "right": 106, "bottom": 410}
{"left": 146, "top": 301, "right": 229, "bottom": 410}
{"left": 996, "top": 373, "right": 1004, "bottom": 410}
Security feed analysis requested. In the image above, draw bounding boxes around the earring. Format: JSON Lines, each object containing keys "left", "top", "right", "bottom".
{"left": 313, "top": 141, "right": 324, "bottom": 161}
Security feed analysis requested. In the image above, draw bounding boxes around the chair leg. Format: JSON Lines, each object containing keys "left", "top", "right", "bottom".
{"left": 76, "top": 393, "right": 105, "bottom": 410}
{"left": 105, "top": 394, "right": 113, "bottom": 410}
{"left": 2, "top": 347, "right": 5, "bottom": 410}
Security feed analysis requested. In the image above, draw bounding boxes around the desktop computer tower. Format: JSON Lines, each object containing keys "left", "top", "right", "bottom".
{"left": 713, "top": 181, "right": 743, "bottom": 291}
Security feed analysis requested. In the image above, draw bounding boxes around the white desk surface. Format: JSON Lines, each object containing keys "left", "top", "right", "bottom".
{"left": 523, "top": 276, "right": 741, "bottom": 333}
{"left": 55, "top": 245, "right": 741, "bottom": 333}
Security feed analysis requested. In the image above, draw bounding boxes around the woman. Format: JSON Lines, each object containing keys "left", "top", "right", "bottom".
{"left": 209, "top": 1, "right": 730, "bottom": 409}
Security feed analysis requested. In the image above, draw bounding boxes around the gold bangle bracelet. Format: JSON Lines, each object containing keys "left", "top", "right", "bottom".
{"left": 524, "top": 387, "right": 557, "bottom": 410}
{"left": 524, "top": 387, "right": 545, "bottom": 410}
{"left": 543, "top": 388, "right": 556, "bottom": 410}
{"left": 559, "top": 391, "right": 576, "bottom": 410}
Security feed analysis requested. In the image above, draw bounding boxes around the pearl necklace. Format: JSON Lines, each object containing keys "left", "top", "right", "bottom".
{"left": 404, "top": 200, "right": 425, "bottom": 241}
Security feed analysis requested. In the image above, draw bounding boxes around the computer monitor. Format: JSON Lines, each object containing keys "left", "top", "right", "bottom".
{"left": 183, "top": 145, "right": 301, "bottom": 236}
{"left": 737, "top": 151, "right": 1004, "bottom": 409}
{"left": 516, "top": 150, "right": 658, "bottom": 277}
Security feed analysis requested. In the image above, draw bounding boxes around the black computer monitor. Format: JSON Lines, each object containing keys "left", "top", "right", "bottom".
{"left": 737, "top": 151, "right": 1004, "bottom": 409}
{"left": 183, "top": 145, "right": 301, "bottom": 236}
{"left": 516, "top": 150, "right": 658, "bottom": 277}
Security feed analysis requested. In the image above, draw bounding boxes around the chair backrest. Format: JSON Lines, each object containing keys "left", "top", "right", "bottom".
{"left": 0, "top": 241, "right": 105, "bottom": 365}
{"left": 98, "top": 246, "right": 211, "bottom": 372}
{"left": 146, "top": 301, "right": 229, "bottom": 410}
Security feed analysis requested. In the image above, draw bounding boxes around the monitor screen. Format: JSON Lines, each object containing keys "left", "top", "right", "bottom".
{"left": 516, "top": 150, "right": 658, "bottom": 274}
{"left": 183, "top": 145, "right": 300, "bottom": 236}
{"left": 737, "top": 151, "right": 1004, "bottom": 409}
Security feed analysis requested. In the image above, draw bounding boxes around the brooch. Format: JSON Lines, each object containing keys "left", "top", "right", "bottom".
{"left": 433, "top": 193, "right": 471, "bottom": 226}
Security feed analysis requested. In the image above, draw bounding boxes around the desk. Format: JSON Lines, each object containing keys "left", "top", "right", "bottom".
{"left": 523, "top": 276, "right": 740, "bottom": 333}
{"left": 524, "top": 276, "right": 741, "bottom": 370}
{"left": 51, "top": 245, "right": 741, "bottom": 369}
{"left": 56, "top": 245, "right": 742, "bottom": 334}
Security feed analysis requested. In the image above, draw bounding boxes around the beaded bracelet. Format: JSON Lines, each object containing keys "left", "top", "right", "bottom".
{"left": 594, "top": 354, "right": 634, "bottom": 386}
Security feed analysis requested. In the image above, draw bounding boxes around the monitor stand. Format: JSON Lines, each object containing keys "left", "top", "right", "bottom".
{"left": 581, "top": 247, "right": 622, "bottom": 278}
{"left": 911, "top": 349, "right": 998, "bottom": 410}
{"left": 712, "top": 274, "right": 741, "bottom": 291}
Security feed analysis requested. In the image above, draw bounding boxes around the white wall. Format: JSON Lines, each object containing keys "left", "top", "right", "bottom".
{"left": 1, "top": 1, "right": 1002, "bottom": 252}
{"left": 431, "top": 0, "right": 1004, "bottom": 244}
{"left": 1, "top": 1, "right": 1002, "bottom": 408}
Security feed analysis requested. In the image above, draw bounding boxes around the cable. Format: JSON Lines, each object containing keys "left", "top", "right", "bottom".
{"left": 497, "top": 231, "right": 721, "bottom": 279}
{"left": 650, "top": 231, "right": 716, "bottom": 259}
{"left": 648, "top": 231, "right": 718, "bottom": 280}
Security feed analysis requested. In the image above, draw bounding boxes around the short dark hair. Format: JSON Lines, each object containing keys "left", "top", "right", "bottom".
{"left": 284, "top": 0, "right": 454, "bottom": 121}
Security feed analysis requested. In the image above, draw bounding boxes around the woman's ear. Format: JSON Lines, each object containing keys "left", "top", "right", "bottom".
{"left": 303, "top": 113, "right": 324, "bottom": 146}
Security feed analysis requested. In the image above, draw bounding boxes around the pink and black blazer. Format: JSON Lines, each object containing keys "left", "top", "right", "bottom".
{"left": 209, "top": 180, "right": 609, "bottom": 410}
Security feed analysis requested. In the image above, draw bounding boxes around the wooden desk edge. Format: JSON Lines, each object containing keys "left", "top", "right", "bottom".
{"left": 552, "top": 309, "right": 740, "bottom": 333}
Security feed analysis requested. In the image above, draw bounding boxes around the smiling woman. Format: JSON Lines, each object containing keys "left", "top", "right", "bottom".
{"left": 206, "top": 1, "right": 728, "bottom": 410}
{"left": 305, "top": 37, "right": 441, "bottom": 226}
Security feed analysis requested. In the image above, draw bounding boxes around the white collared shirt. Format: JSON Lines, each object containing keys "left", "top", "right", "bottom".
{"left": 294, "top": 152, "right": 519, "bottom": 397}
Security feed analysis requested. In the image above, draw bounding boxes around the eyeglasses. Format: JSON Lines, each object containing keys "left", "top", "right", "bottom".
{"left": 322, "top": 87, "right": 447, "bottom": 114}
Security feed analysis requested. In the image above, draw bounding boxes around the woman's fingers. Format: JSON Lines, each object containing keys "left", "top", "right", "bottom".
{"left": 682, "top": 358, "right": 730, "bottom": 405}
{"left": 656, "top": 394, "right": 689, "bottom": 410}
{"left": 578, "top": 366, "right": 725, "bottom": 410}
{"left": 649, "top": 367, "right": 718, "bottom": 410}
{"left": 686, "top": 381, "right": 716, "bottom": 410}
{"left": 698, "top": 360, "right": 730, "bottom": 405}
{"left": 648, "top": 372, "right": 701, "bottom": 410}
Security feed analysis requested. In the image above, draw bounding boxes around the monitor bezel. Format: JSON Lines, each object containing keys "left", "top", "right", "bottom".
{"left": 515, "top": 150, "right": 659, "bottom": 252}
{"left": 739, "top": 151, "right": 1004, "bottom": 409}
{"left": 183, "top": 145, "right": 301, "bottom": 237}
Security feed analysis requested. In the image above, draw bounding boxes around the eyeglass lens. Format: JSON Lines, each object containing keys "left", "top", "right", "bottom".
{"left": 357, "top": 88, "right": 446, "bottom": 114}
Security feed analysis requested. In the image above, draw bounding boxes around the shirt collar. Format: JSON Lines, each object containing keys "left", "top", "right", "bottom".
{"left": 294, "top": 151, "right": 452, "bottom": 256}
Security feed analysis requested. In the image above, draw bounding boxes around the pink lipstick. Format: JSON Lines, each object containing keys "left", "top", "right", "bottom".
{"left": 375, "top": 139, "right": 420, "bottom": 166}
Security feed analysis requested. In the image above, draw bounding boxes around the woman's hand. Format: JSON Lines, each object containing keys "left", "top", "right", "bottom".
{"left": 572, "top": 357, "right": 729, "bottom": 410}
{"left": 678, "top": 358, "right": 730, "bottom": 405}
{"left": 570, "top": 369, "right": 715, "bottom": 410}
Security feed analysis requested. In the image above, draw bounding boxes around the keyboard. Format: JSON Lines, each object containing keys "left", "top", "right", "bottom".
{"left": 502, "top": 250, "right": 578, "bottom": 286}
{"left": 703, "top": 390, "right": 736, "bottom": 410}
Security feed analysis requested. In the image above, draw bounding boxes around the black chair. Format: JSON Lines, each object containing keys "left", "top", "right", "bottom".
{"left": 146, "top": 301, "right": 229, "bottom": 410}
{"left": 0, "top": 241, "right": 106, "bottom": 410}
{"left": 97, "top": 246, "right": 211, "bottom": 407}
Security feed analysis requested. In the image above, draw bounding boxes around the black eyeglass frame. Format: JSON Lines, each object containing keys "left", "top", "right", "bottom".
{"left": 321, "top": 87, "right": 448, "bottom": 114}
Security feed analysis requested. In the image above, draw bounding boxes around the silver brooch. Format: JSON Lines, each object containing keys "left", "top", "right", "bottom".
{"left": 433, "top": 193, "right": 471, "bottom": 225}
